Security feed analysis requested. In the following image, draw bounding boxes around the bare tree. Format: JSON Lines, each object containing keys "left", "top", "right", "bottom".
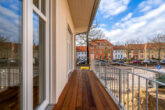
{"left": 76, "top": 23, "right": 106, "bottom": 46}
{"left": 148, "top": 34, "right": 165, "bottom": 61}
{"left": 114, "top": 41, "right": 125, "bottom": 46}
{"left": 125, "top": 40, "right": 132, "bottom": 60}
{"left": 0, "top": 34, "right": 7, "bottom": 42}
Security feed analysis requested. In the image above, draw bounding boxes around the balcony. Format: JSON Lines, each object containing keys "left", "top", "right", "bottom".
{"left": 53, "top": 70, "right": 119, "bottom": 110}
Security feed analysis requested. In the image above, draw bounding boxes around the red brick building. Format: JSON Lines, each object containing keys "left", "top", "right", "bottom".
{"left": 89, "top": 39, "right": 113, "bottom": 60}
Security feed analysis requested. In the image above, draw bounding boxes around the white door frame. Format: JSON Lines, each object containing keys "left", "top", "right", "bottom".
{"left": 23, "top": 0, "right": 50, "bottom": 110}
{"left": 67, "top": 28, "right": 73, "bottom": 74}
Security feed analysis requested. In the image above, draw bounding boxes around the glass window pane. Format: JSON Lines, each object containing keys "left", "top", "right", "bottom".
{"left": 0, "top": 0, "right": 23, "bottom": 109}
{"left": 33, "top": 0, "right": 39, "bottom": 8}
{"left": 33, "top": 12, "right": 45, "bottom": 109}
{"left": 41, "top": 0, "right": 45, "bottom": 15}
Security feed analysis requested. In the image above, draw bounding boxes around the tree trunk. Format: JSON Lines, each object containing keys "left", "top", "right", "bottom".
{"left": 86, "top": 32, "right": 89, "bottom": 65}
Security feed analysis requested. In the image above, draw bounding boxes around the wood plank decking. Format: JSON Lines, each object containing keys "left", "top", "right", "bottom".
{"left": 54, "top": 70, "right": 119, "bottom": 110}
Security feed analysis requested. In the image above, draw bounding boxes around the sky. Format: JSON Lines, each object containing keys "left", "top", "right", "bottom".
{"left": 33, "top": 12, "right": 39, "bottom": 46}
{"left": 0, "top": 0, "right": 39, "bottom": 45}
{"left": 95, "top": 0, "right": 165, "bottom": 44}
{"left": 0, "top": 0, "right": 22, "bottom": 43}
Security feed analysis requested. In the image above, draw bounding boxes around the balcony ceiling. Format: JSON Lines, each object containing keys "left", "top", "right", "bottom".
{"left": 68, "top": 0, "right": 100, "bottom": 34}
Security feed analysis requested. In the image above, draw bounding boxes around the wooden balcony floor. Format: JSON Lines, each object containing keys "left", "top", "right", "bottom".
{"left": 53, "top": 70, "right": 119, "bottom": 110}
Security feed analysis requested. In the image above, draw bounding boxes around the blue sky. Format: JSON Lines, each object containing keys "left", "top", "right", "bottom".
{"left": 0, "top": 0, "right": 39, "bottom": 45}
{"left": 95, "top": 0, "right": 165, "bottom": 44}
{"left": 0, "top": 0, "right": 22, "bottom": 43}
{"left": 33, "top": 12, "right": 39, "bottom": 46}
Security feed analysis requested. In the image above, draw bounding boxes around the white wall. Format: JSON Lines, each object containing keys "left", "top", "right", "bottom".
{"left": 51, "top": 0, "right": 75, "bottom": 103}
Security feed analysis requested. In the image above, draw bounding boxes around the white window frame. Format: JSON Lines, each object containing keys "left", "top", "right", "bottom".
{"left": 23, "top": 0, "right": 50, "bottom": 110}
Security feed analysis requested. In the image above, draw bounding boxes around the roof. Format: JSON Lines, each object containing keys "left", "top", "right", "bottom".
{"left": 76, "top": 46, "right": 87, "bottom": 52}
{"left": 68, "top": 0, "right": 100, "bottom": 34}
{"left": 113, "top": 46, "right": 125, "bottom": 50}
{"left": 125, "top": 44, "right": 145, "bottom": 50}
{"left": 145, "top": 43, "right": 165, "bottom": 49}
{"left": 90, "top": 39, "right": 113, "bottom": 46}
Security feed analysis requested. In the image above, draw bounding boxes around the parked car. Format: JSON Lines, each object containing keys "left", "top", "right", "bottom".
{"left": 142, "top": 59, "right": 151, "bottom": 64}
{"left": 132, "top": 60, "right": 141, "bottom": 64}
{"left": 99, "top": 60, "right": 107, "bottom": 63}
{"left": 150, "top": 59, "right": 159, "bottom": 64}
{"left": 77, "top": 60, "right": 86, "bottom": 65}
{"left": 160, "top": 59, "right": 165, "bottom": 64}
{"left": 95, "top": 60, "right": 107, "bottom": 66}
{"left": 111, "top": 60, "right": 117, "bottom": 65}
{"left": 117, "top": 60, "right": 124, "bottom": 64}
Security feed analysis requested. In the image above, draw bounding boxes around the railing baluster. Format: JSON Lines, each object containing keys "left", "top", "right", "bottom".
{"left": 132, "top": 69, "right": 134, "bottom": 110}
{"left": 0, "top": 72, "right": 1, "bottom": 90}
{"left": 113, "top": 68, "right": 116, "bottom": 96}
{"left": 110, "top": 67, "right": 112, "bottom": 90}
{"left": 138, "top": 76, "right": 140, "bottom": 110}
{"left": 99, "top": 62, "right": 101, "bottom": 79}
{"left": 156, "top": 83, "right": 158, "bottom": 110}
{"left": 111, "top": 67, "right": 113, "bottom": 90}
{"left": 127, "top": 72, "right": 129, "bottom": 110}
{"left": 119, "top": 69, "right": 122, "bottom": 107}
{"left": 123, "top": 71, "right": 125, "bottom": 106}
{"left": 146, "top": 79, "right": 148, "bottom": 110}
{"left": 105, "top": 64, "right": 107, "bottom": 88}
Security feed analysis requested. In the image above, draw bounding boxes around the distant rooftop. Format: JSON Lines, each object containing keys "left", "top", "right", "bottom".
{"left": 76, "top": 46, "right": 87, "bottom": 52}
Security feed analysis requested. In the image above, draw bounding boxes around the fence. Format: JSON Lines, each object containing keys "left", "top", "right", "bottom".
{"left": 0, "top": 67, "right": 20, "bottom": 92}
{"left": 94, "top": 62, "right": 165, "bottom": 110}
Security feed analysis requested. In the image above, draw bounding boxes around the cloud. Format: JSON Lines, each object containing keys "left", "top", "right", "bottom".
{"left": 101, "top": 3, "right": 165, "bottom": 44}
{"left": 138, "top": 0, "right": 164, "bottom": 12}
{"left": 121, "top": 13, "right": 132, "bottom": 21}
{"left": 99, "top": 0, "right": 130, "bottom": 18}
{"left": 0, "top": 6, "right": 18, "bottom": 19}
{"left": 0, "top": 3, "right": 22, "bottom": 43}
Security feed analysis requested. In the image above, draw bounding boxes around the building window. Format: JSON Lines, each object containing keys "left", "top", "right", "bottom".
{"left": 33, "top": 0, "right": 39, "bottom": 8}
{"left": 33, "top": 0, "right": 45, "bottom": 15}
{"left": 91, "top": 45, "right": 94, "bottom": 49}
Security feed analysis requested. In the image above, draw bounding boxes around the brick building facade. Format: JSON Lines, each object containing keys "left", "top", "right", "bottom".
{"left": 89, "top": 39, "right": 113, "bottom": 60}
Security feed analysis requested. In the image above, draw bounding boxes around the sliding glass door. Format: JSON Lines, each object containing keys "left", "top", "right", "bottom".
{"left": 0, "top": 0, "right": 23, "bottom": 109}
{"left": 67, "top": 30, "right": 73, "bottom": 74}
{"left": 33, "top": 12, "right": 46, "bottom": 109}
{"left": 0, "top": 0, "right": 49, "bottom": 109}
{"left": 33, "top": 0, "right": 48, "bottom": 109}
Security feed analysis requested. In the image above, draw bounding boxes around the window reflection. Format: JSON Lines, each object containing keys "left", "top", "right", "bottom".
{"left": 33, "top": 12, "right": 45, "bottom": 109}
{"left": 0, "top": 0, "right": 22, "bottom": 110}
{"left": 41, "top": 0, "right": 45, "bottom": 15}
{"left": 33, "top": 0, "right": 39, "bottom": 8}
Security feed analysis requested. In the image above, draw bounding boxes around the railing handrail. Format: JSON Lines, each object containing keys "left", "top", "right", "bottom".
{"left": 112, "top": 62, "right": 165, "bottom": 75}
{"left": 109, "top": 65, "right": 165, "bottom": 86}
